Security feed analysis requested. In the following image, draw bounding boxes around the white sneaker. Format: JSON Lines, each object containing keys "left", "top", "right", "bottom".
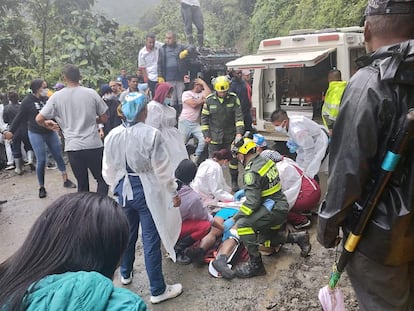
{"left": 120, "top": 272, "right": 133, "bottom": 285}
{"left": 150, "top": 283, "right": 183, "bottom": 304}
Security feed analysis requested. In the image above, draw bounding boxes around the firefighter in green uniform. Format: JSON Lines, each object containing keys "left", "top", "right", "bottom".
{"left": 201, "top": 75, "right": 244, "bottom": 192}
{"left": 230, "top": 137, "right": 311, "bottom": 278}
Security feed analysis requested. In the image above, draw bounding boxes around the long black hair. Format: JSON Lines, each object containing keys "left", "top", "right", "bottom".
{"left": 0, "top": 192, "right": 129, "bottom": 310}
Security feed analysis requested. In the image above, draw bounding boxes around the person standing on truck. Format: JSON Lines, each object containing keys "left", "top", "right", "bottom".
{"left": 178, "top": 0, "right": 204, "bottom": 47}
{"left": 321, "top": 69, "right": 347, "bottom": 136}
{"left": 318, "top": 1, "right": 414, "bottom": 310}
{"left": 229, "top": 70, "right": 254, "bottom": 132}
{"left": 201, "top": 75, "right": 244, "bottom": 192}
{"left": 271, "top": 109, "right": 328, "bottom": 180}
{"left": 157, "top": 31, "right": 191, "bottom": 120}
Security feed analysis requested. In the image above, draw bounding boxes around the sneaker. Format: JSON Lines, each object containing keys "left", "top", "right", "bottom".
{"left": 63, "top": 179, "right": 77, "bottom": 189}
{"left": 120, "top": 272, "right": 133, "bottom": 285}
{"left": 5, "top": 164, "right": 15, "bottom": 170}
{"left": 39, "top": 187, "right": 47, "bottom": 199}
{"left": 46, "top": 162, "right": 57, "bottom": 170}
{"left": 150, "top": 283, "right": 183, "bottom": 304}
{"left": 294, "top": 219, "right": 311, "bottom": 230}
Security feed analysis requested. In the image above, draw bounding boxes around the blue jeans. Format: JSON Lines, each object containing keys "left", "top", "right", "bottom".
{"left": 28, "top": 130, "right": 66, "bottom": 186}
{"left": 115, "top": 175, "right": 166, "bottom": 296}
{"left": 178, "top": 119, "right": 205, "bottom": 156}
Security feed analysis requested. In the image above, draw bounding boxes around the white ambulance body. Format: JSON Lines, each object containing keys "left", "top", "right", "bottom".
{"left": 226, "top": 27, "right": 365, "bottom": 141}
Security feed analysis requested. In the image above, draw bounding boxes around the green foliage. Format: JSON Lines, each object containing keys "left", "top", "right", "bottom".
{"left": 249, "top": 0, "right": 366, "bottom": 52}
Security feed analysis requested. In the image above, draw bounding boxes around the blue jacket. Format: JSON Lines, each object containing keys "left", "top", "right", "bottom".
{"left": 25, "top": 271, "right": 147, "bottom": 311}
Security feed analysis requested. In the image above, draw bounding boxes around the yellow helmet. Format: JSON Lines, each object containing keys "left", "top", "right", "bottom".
{"left": 213, "top": 76, "right": 230, "bottom": 92}
{"left": 234, "top": 138, "right": 256, "bottom": 155}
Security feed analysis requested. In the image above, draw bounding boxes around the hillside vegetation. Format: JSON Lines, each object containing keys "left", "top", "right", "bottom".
{"left": 1, "top": 0, "right": 367, "bottom": 92}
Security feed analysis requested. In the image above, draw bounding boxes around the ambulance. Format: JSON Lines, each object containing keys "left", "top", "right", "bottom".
{"left": 226, "top": 27, "right": 366, "bottom": 141}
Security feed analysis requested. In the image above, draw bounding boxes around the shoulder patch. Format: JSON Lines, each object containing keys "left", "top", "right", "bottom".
{"left": 244, "top": 172, "right": 255, "bottom": 186}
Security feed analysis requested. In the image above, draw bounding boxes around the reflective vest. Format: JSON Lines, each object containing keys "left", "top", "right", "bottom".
{"left": 322, "top": 81, "right": 347, "bottom": 129}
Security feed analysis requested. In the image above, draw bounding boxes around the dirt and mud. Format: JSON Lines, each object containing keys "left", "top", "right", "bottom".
{"left": 0, "top": 167, "right": 359, "bottom": 310}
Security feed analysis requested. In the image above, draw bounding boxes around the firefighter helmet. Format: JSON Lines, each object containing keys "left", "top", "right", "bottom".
{"left": 212, "top": 76, "right": 230, "bottom": 92}
{"left": 234, "top": 137, "right": 256, "bottom": 155}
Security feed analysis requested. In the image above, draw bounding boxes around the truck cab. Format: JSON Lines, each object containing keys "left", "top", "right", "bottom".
{"left": 226, "top": 27, "right": 365, "bottom": 141}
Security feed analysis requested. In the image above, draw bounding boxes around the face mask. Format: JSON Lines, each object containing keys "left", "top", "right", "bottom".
{"left": 274, "top": 125, "right": 287, "bottom": 135}
{"left": 163, "top": 97, "right": 171, "bottom": 106}
{"left": 40, "top": 88, "right": 49, "bottom": 97}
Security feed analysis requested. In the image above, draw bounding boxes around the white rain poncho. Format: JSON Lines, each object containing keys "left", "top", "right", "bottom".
{"left": 192, "top": 158, "right": 233, "bottom": 206}
{"left": 102, "top": 122, "right": 182, "bottom": 261}
{"left": 288, "top": 115, "right": 329, "bottom": 178}
{"left": 146, "top": 100, "right": 188, "bottom": 171}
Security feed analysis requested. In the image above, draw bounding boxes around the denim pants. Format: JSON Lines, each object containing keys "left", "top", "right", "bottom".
{"left": 115, "top": 175, "right": 166, "bottom": 296}
{"left": 28, "top": 130, "right": 66, "bottom": 186}
{"left": 67, "top": 147, "right": 108, "bottom": 194}
{"left": 178, "top": 119, "right": 205, "bottom": 156}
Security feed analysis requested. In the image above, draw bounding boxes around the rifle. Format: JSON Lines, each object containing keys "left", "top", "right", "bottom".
{"left": 329, "top": 109, "right": 414, "bottom": 289}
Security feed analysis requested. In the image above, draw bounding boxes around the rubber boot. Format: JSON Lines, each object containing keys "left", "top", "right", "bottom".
{"left": 235, "top": 254, "right": 266, "bottom": 278}
{"left": 186, "top": 247, "right": 205, "bottom": 267}
{"left": 187, "top": 35, "right": 194, "bottom": 45}
{"left": 286, "top": 231, "right": 311, "bottom": 257}
{"left": 26, "top": 150, "right": 35, "bottom": 171}
{"left": 14, "top": 158, "right": 24, "bottom": 175}
{"left": 197, "top": 34, "right": 204, "bottom": 47}
{"left": 174, "top": 236, "right": 195, "bottom": 265}
{"left": 212, "top": 254, "right": 235, "bottom": 280}
{"left": 26, "top": 150, "right": 34, "bottom": 165}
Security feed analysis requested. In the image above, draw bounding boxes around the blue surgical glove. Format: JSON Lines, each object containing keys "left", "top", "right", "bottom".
{"left": 233, "top": 189, "right": 245, "bottom": 201}
{"left": 223, "top": 218, "right": 235, "bottom": 232}
{"left": 286, "top": 139, "right": 299, "bottom": 153}
{"left": 263, "top": 198, "right": 275, "bottom": 212}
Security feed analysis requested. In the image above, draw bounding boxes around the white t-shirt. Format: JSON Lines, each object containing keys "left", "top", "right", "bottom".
{"left": 138, "top": 42, "right": 162, "bottom": 82}
{"left": 181, "top": 0, "right": 200, "bottom": 6}
{"left": 40, "top": 86, "right": 108, "bottom": 151}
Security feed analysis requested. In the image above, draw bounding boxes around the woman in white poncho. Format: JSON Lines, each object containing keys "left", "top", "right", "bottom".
{"left": 102, "top": 92, "right": 183, "bottom": 304}
{"left": 145, "top": 82, "right": 188, "bottom": 171}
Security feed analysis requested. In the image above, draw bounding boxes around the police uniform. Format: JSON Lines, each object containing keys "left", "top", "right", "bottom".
{"left": 201, "top": 91, "right": 244, "bottom": 187}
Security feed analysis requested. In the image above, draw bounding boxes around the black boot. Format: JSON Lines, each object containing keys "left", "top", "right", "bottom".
{"left": 235, "top": 255, "right": 266, "bottom": 278}
{"left": 186, "top": 247, "right": 205, "bottom": 267}
{"left": 212, "top": 254, "right": 235, "bottom": 280}
{"left": 286, "top": 231, "right": 311, "bottom": 257}
{"left": 231, "top": 180, "right": 239, "bottom": 193}
{"left": 174, "top": 236, "right": 195, "bottom": 265}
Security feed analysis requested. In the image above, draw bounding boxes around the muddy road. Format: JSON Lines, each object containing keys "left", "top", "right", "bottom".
{"left": 0, "top": 167, "right": 359, "bottom": 310}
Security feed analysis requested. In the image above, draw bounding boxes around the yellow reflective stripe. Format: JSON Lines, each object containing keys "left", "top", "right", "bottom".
{"left": 240, "top": 204, "right": 253, "bottom": 216}
{"left": 270, "top": 224, "right": 281, "bottom": 230}
{"left": 202, "top": 109, "right": 210, "bottom": 115}
{"left": 237, "top": 227, "right": 255, "bottom": 236}
{"left": 236, "top": 121, "right": 244, "bottom": 127}
{"left": 228, "top": 163, "right": 238, "bottom": 170}
{"left": 258, "top": 160, "right": 274, "bottom": 176}
{"left": 264, "top": 240, "right": 271, "bottom": 247}
{"left": 261, "top": 183, "right": 281, "bottom": 196}
{"left": 210, "top": 140, "right": 218, "bottom": 144}
{"left": 226, "top": 103, "right": 234, "bottom": 108}
{"left": 200, "top": 125, "right": 209, "bottom": 130}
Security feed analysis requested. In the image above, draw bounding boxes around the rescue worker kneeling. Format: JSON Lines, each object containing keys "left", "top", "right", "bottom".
{"left": 212, "top": 138, "right": 311, "bottom": 279}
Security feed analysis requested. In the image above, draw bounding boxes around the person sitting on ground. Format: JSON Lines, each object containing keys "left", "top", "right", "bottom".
{"left": 192, "top": 148, "right": 234, "bottom": 207}
{"left": 0, "top": 192, "right": 147, "bottom": 311}
{"left": 173, "top": 159, "right": 224, "bottom": 264}
{"left": 253, "top": 133, "right": 321, "bottom": 230}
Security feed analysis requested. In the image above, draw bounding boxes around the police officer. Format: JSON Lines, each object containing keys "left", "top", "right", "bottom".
{"left": 201, "top": 75, "right": 244, "bottom": 192}
{"left": 318, "top": 1, "right": 414, "bottom": 309}
{"left": 226, "top": 138, "right": 311, "bottom": 278}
